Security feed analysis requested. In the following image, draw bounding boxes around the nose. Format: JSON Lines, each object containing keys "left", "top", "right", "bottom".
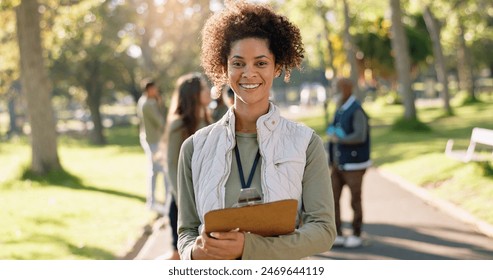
{"left": 242, "top": 64, "right": 257, "bottom": 78}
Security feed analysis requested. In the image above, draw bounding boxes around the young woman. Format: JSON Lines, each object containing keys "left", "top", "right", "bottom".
{"left": 177, "top": 1, "right": 336, "bottom": 260}
{"left": 159, "top": 72, "right": 211, "bottom": 260}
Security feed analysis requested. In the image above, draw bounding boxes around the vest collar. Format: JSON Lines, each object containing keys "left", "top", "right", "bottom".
{"left": 257, "top": 103, "right": 279, "bottom": 132}
{"left": 340, "top": 95, "right": 356, "bottom": 111}
{"left": 219, "top": 102, "right": 280, "bottom": 133}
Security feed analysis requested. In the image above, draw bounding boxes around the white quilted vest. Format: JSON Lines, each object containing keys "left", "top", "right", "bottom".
{"left": 191, "top": 103, "right": 313, "bottom": 223}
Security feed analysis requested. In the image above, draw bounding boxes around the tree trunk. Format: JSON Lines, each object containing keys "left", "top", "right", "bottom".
{"left": 127, "top": 68, "right": 141, "bottom": 104}
{"left": 456, "top": 21, "right": 476, "bottom": 101}
{"left": 324, "top": 22, "right": 337, "bottom": 81}
{"left": 320, "top": 7, "right": 338, "bottom": 82}
{"left": 323, "top": 25, "right": 335, "bottom": 128}
{"left": 16, "top": 0, "right": 61, "bottom": 174}
{"left": 87, "top": 91, "right": 106, "bottom": 145}
{"left": 129, "top": 87, "right": 141, "bottom": 104}
{"left": 341, "top": 0, "right": 361, "bottom": 100}
{"left": 423, "top": 6, "right": 452, "bottom": 115}
{"left": 139, "top": 0, "right": 158, "bottom": 74}
{"left": 389, "top": 0, "right": 416, "bottom": 120}
{"left": 85, "top": 59, "right": 106, "bottom": 145}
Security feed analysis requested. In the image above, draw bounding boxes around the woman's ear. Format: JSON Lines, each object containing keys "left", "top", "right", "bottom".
{"left": 275, "top": 66, "right": 282, "bottom": 78}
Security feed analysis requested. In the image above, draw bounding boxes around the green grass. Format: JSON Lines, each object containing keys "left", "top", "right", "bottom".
{"left": 0, "top": 127, "right": 158, "bottom": 259}
{"left": 298, "top": 96, "right": 493, "bottom": 225}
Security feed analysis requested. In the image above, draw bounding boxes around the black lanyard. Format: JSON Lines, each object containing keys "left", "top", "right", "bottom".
{"left": 234, "top": 144, "right": 261, "bottom": 189}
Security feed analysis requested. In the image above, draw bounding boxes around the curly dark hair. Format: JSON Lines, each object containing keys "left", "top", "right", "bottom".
{"left": 201, "top": 1, "right": 304, "bottom": 94}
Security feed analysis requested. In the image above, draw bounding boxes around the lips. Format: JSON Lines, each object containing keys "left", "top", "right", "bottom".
{"left": 240, "top": 83, "right": 261, "bottom": 89}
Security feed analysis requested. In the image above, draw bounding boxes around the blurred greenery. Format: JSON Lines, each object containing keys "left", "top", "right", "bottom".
{"left": 2, "top": 0, "right": 492, "bottom": 140}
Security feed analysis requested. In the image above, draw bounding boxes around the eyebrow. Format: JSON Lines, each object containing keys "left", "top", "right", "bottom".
{"left": 229, "top": 55, "right": 271, "bottom": 60}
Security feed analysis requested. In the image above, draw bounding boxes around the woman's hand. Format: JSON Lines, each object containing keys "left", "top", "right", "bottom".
{"left": 191, "top": 228, "right": 245, "bottom": 260}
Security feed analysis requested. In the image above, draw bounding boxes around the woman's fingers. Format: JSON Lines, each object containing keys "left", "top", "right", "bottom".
{"left": 203, "top": 231, "right": 245, "bottom": 259}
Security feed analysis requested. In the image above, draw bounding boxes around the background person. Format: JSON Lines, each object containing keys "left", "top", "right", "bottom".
{"left": 327, "top": 77, "right": 371, "bottom": 248}
{"left": 225, "top": 87, "right": 235, "bottom": 107}
{"left": 210, "top": 86, "right": 235, "bottom": 122}
{"left": 136, "top": 79, "right": 169, "bottom": 214}
{"left": 210, "top": 91, "right": 228, "bottom": 123}
{"left": 159, "top": 72, "right": 211, "bottom": 260}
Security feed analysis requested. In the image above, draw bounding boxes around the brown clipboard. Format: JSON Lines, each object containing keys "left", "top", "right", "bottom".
{"left": 204, "top": 199, "right": 298, "bottom": 237}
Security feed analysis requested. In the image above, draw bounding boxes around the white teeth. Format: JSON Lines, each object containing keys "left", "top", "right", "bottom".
{"left": 240, "top": 84, "right": 260, "bottom": 89}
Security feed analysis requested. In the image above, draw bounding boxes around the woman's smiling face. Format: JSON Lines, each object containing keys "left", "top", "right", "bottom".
{"left": 227, "top": 37, "right": 279, "bottom": 107}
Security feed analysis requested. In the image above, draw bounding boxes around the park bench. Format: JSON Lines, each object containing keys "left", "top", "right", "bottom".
{"left": 445, "top": 127, "right": 493, "bottom": 163}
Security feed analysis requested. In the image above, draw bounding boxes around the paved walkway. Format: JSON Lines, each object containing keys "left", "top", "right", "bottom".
{"left": 311, "top": 168, "right": 493, "bottom": 260}
{"left": 130, "top": 167, "right": 493, "bottom": 260}
{"left": 131, "top": 215, "right": 172, "bottom": 260}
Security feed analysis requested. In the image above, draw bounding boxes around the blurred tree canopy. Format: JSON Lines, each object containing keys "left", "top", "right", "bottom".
{"left": 1, "top": 0, "right": 492, "bottom": 141}
{"left": 1, "top": 0, "right": 211, "bottom": 144}
{"left": 277, "top": 0, "right": 491, "bottom": 122}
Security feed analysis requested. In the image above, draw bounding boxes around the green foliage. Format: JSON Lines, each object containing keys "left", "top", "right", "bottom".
{"left": 0, "top": 6, "right": 20, "bottom": 95}
{"left": 354, "top": 20, "right": 394, "bottom": 77}
{"left": 49, "top": 0, "right": 137, "bottom": 94}
{"left": 354, "top": 13, "right": 432, "bottom": 79}
{"left": 0, "top": 0, "right": 20, "bottom": 9}
{"left": 405, "top": 13, "right": 433, "bottom": 66}
{"left": 278, "top": 0, "right": 335, "bottom": 69}
{"left": 426, "top": 0, "right": 493, "bottom": 73}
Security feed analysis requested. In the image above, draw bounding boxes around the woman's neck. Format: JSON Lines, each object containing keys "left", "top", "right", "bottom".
{"left": 234, "top": 102, "right": 269, "bottom": 133}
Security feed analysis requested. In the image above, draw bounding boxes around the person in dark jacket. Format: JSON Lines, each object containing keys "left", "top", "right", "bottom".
{"left": 328, "top": 78, "right": 371, "bottom": 248}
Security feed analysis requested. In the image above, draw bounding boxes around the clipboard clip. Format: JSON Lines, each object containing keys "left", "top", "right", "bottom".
{"left": 232, "top": 187, "right": 263, "bottom": 208}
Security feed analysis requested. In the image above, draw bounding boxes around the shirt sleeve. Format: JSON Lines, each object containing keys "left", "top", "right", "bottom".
{"left": 339, "top": 109, "right": 367, "bottom": 145}
{"left": 176, "top": 136, "right": 201, "bottom": 260}
{"left": 167, "top": 122, "right": 184, "bottom": 197}
{"left": 241, "top": 133, "right": 336, "bottom": 259}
